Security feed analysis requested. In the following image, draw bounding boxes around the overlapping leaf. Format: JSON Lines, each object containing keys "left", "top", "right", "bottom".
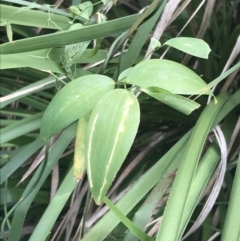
{"left": 86, "top": 89, "right": 140, "bottom": 205}
{"left": 40, "top": 75, "right": 114, "bottom": 141}
{"left": 124, "top": 59, "right": 212, "bottom": 95}
{"left": 142, "top": 87, "right": 200, "bottom": 115}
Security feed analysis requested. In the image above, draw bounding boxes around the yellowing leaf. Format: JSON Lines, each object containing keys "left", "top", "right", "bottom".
{"left": 86, "top": 89, "right": 140, "bottom": 205}
{"left": 74, "top": 114, "right": 89, "bottom": 180}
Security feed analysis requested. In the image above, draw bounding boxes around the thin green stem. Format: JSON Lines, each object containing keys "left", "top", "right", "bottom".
{"left": 103, "top": 196, "right": 154, "bottom": 241}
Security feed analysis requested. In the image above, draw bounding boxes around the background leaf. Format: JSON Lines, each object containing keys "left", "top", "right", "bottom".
{"left": 164, "top": 37, "right": 211, "bottom": 59}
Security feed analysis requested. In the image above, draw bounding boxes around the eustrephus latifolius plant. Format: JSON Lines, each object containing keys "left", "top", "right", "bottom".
{"left": 38, "top": 36, "right": 214, "bottom": 240}
{"left": 1, "top": 0, "right": 240, "bottom": 241}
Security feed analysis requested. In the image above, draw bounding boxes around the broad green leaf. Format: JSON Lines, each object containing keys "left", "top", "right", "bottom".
{"left": 86, "top": 89, "right": 140, "bottom": 205}
{"left": 125, "top": 59, "right": 212, "bottom": 95}
{"left": 40, "top": 75, "right": 115, "bottom": 141}
{"left": 164, "top": 37, "right": 211, "bottom": 59}
{"left": 142, "top": 87, "right": 200, "bottom": 115}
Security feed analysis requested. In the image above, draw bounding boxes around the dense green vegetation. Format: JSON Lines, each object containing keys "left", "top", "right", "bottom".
{"left": 0, "top": 0, "right": 240, "bottom": 241}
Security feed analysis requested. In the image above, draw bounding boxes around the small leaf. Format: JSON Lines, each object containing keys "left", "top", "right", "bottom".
{"left": 40, "top": 75, "right": 115, "bottom": 141}
{"left": 87, "top": 38, "right": 103, "bottom": 58}
{"left": 86, "top": 89, "right": 140, "bottom": 205}
{"left": 118, "top": 67, "right": 132, "bottom": 81}
{"left": 95, "top": 12, "right": 107, "bottom": 23}
{"left": 63, "top": 24, "right": 90, "bottom": 68}
{"left": 69, "top": 6, "right": 81, "bottom": 18}
{"left": 77, "top": 1, "right": 93, "bottom": 19}
{"left": 125, "top": 59, "right": 212, "bottom": 95}
{"left": 150, "top": 37, "right": 161, "bottom": 50}
{"left": 102, "top": 0, "right": 112, "bottom": 5}
{"left": 6, "top": 22, "right": 13, "bottom": 42}
{"left": 74, "top": 114, "right": 89, "bottom": 181}
{"left": 142, "top": 87, "right": 200, "bottom": 115}
{"left": 164, "top": 37, "right": 211, "bottom": 59}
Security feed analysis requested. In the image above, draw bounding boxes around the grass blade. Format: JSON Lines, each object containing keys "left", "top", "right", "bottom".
{"left": 221, "top": 154, "right": 240, "bottom": 241}
{"left": 0, "top": 14, "right": 140, "bottom": 54}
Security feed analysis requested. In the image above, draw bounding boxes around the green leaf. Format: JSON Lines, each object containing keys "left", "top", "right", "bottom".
{"left": 77, "top": 1, "right": 93, "bottom": 19}
{"left": 86, "top": 89, "right": 140, "bottom": 205}
{"left": 6, "top": 22, "right": 13, "bottom": 42}
{"left": 118, "top": 67, "right": 132, "bottom": 81}
{"left": 0, "top": 14, "right": 140, "bottom": 54}
{"left": 87, "top": 38, "right": 103, "bottom": 58}
{"left": 125, "top": 59, "right": 212, "bottom": 95}
{"left": 0, "top": 4, "right": 70, "bottom": 30}
{"left": 28, "top": 165, "right": 78, "bottom": 241}
{"left": 70, "top": 2, "right": 93, "bottom": 20}
{"left": 150, "top": 37, "right": 161, "bottom": 50}
{"left": 63, "top": 23, "right": 91, "bottom": 77}
{"left": 40, "top": 75, "right": 115, "bottom": 141}
{"left": 102, "top": 0, "right": 112, "bottom": 4}
{"left": 221, "top": 154, "right": 240, "bottom": 241}
{"left": 156, "top": 93, "right": 229, "bottom": 241}
{"left": 164, "top": 37, "right": 211, "bottom": 59}
{"left": 142, "top": 86, "right": 200, "bottom": 115}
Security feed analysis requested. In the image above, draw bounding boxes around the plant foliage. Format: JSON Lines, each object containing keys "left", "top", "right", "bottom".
{"left": 0, "top": 0, "right": 239, "bottom": 241}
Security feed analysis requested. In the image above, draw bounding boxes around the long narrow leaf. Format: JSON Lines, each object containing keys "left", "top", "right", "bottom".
{"left": 0, "top": 14, "right": 140, "bottom": 54}
{"left": 156, "top": 92, "right": 229, "bottom": 241}
{"left": 6, "top": 123, "right": 77, "bottom": 241}
{"left": 28, "top": 166, "right": 78, "bottom": 241}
